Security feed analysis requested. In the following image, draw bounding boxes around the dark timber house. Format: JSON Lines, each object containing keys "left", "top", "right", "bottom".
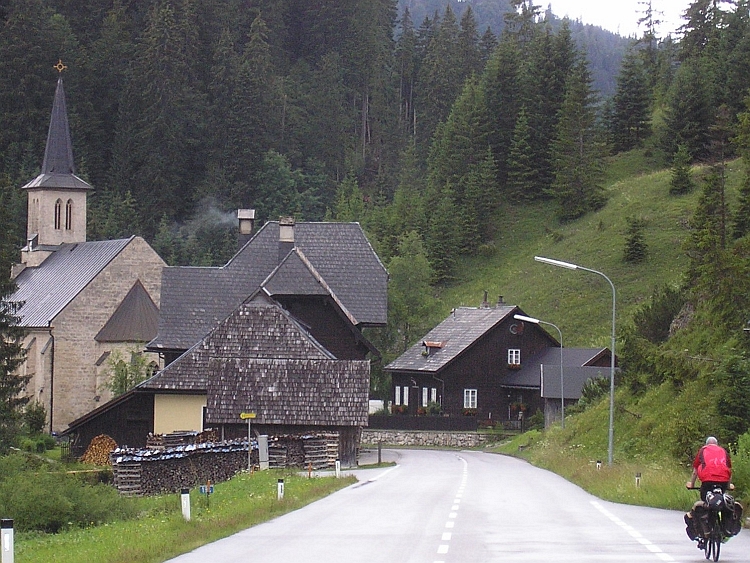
{"left": 65, "top": 217, "right": 387, "bottom": 465}
{"left": 384, "top": 297, "right": 613, "bottom": 428}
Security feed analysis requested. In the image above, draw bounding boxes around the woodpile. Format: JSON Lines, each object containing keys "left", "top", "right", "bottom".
{"left": 80, "top": 434, "right": 117, "bottom": 466}
{"left": 109, "top": 432, "right": 341, "bottom": 495}
{"left": 111, "top": 439, "right": 254, "bottom": 495}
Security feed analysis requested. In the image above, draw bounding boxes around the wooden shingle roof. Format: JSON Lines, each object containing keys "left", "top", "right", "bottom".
{"left": 207, "top": 358, "right": 369, "bottom": 426}
{"left": 148, "top": 221, "right": 387, "bottom": 352}
{"left": 140, "top": 299, "right": 332, "bottom": 392}
{"left": 140, "top": 298, "right": 369, "bottom": 428}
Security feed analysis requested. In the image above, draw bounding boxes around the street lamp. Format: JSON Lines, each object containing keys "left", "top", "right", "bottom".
{"left": 514, "top": 314, "right": 565, "bottom": 428}
{"left": 534, "top": 256, "right": 616, "bottom": 466}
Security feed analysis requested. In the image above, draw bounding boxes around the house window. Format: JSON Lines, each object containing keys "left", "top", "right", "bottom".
{"left": 54, "top": 199, "right": 62, "bottom": 230}
{"left": 508, "top": 349, "right": 521, "bottom": 365}
{"left": 464, "top": 389, "right": 477, "bottom": 409}
{"left": 395, "top": 386, "right": 401, "bottom": 405}
{"left": 402, "top": 386, "right": 409, "bottom": 406}
{"left": 422, "top": 387, "right": 428, "bottom": 407}
{"left": 431, "top": 387, "right": 437, "bottom": 403}
{"left": 65, "top": 199, "right": 73, "bottom": 230}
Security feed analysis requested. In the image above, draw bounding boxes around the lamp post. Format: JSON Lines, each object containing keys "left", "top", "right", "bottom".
{"left": 514, "top": 314, "right": 565, "bottom": 428}
{"left": 534, "top": 256, "right": 616, "bottom": 466}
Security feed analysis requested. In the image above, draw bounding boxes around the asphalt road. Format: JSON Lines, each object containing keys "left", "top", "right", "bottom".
{"left": 165, "top": 449, "right": 750, "bottom": 563}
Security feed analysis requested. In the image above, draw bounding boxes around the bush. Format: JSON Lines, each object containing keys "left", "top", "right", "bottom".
{"left": 23, "top": 402, "right": 47, "bottom": 435}
{"left": 0, "top": 454, "right": 136, "bottom": 533}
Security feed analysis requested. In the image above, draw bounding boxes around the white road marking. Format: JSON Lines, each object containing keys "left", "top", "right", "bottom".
{"left": 442, "top": 532, "right": 452, "bottom": 540}
{"left": 591, "top": 501, "right": 676, "bottom": 562}
{"left": 437, "top": 545, "right": 449, "bottom": 554}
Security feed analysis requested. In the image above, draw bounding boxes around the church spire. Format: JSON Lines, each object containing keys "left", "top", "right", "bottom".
{"left": 22, "top": 61, "right": 92, "bottom": 191}
{"left": 21, "top": 62, "right": 92, "bottom": 250}
{"left": 41, "top": 73, "right": 75, "bottom": 175}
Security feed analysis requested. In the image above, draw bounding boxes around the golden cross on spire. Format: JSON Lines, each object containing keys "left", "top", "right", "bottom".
{"left": 53, "top": 59, "right": 67, "bottom": 73}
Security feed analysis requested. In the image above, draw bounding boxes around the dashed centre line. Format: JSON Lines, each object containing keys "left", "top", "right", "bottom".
{"left": 434, "top": 456, "right": 468, "bottom": 563}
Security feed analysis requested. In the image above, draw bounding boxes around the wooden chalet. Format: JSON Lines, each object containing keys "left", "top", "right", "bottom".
{"left": 384, "top": 297, "right": 614, "bottom": 427}
{"left": 64, "top": 218, "right": 386, "bottom": 466}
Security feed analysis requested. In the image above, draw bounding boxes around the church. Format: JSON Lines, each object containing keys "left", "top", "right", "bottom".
{"left": 9, "top": 70, "right": 165, "bottom": 433}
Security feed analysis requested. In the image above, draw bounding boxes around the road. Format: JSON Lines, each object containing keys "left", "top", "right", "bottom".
{"left": 165, "top": 449, "right": 750, "bottom": 562}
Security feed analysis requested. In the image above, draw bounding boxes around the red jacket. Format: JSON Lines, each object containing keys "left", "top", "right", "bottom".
{"left": 693, "top": 444, "right": 732, "bottom": 483}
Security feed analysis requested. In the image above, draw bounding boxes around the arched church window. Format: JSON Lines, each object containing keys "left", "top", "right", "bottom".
{"left": 65, "top": 199, "right": 73, "bottom": 230}
{"left": 54, "top": 199, "right": 62, "bottom": 230}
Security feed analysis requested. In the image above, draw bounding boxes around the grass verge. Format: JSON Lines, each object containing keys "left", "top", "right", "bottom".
{"left": 14, "top": 469, "right": 355, "bottom": 563}
{"left": 489, "top": 429, "right": 702, "bottom": 511}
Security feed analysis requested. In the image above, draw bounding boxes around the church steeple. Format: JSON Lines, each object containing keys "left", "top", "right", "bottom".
{"left": 22, "top": 62, "right": 92, "bottom": 249}
{"left": 41, "top": 75, "right": 77, "bottom": 177}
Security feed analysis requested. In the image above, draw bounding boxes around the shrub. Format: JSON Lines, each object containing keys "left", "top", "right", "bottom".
{"left": 23, "top": 402, "right": 47, "bottom": 435}
{"left": 0, "top": 455, "right": 136, "bottom": 533}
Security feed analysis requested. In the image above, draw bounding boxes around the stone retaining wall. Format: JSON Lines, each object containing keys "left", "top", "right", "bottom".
{"left": 361, "top": 429, "right": 495, "bottom": 448}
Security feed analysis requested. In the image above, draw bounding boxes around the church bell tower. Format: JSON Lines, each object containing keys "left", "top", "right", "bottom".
{"left": 22, "top": 61, "right": 92, "bottom": 251}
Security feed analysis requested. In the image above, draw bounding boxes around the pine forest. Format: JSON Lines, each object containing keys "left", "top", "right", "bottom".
{"left": 5, "top": 0, "right": 750, "bottom": 445}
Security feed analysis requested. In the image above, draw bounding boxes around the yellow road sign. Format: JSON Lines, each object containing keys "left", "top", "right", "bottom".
{"left": 240, "top": 412, "right": 256, "bottom": 420}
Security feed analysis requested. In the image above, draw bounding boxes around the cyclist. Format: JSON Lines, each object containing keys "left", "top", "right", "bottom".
{"left": 686, "top": 436, "right": 732, "bottom": 501}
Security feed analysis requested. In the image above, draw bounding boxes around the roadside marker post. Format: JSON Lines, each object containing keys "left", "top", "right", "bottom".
{"left": 277, "top": 479, "right": 284, "bottom": 501}
{"left": 1, "top": 519, "right": 13, "bottom": 563}
{"left": 180, "top": 488, "right": 191, "bottom": 522}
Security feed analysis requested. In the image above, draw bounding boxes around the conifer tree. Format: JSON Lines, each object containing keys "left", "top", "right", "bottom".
{"left": 549, "top": 57, "right": 607, "bottom": 220}
{"left": 415, "top": 6, "right": 462, "bottom": 148}
{"left": 669, "top": 144, "right": 695, "bottom": 195}
{"left": 610, "top": 48, "right": 651, "bottom": 153}
{"left": 623, "top": 216, "right": 648, "bottom": 263}
{"left": 732, "top": 95, "right": 750, "bottom": 239}
{"left": 482, "top": 37, "right": 521, "bottom": 189}
{"left": 661, "top": 60, "right": 713, "bottom": 161}
{"left": 425, "top": 186, "right": 459, "bottom": 284}
{"left": 506, "top": 107, "right": 536, "bottom": 201}
{"left": 0, "top": 277, "right": 28, "bottom": 452}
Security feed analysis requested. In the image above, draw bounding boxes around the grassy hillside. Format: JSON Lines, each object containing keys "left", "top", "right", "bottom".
{"left": 434, "top": 151, "right": 746, "bottom": 349}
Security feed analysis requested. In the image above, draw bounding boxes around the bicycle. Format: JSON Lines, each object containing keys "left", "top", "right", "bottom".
{"left": 686, "top": 486, "right": 739, "bottom": 562}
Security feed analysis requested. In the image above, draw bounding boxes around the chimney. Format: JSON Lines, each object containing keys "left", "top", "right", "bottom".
{"left": 237, "top": 209, "right": 255, "bottom": 249}
{"left": 278, "top": 216, "right": 295, "bottom": 262}
{"left": 497, "top": 295, "right": 504, "bottom": 306}
{"left": 480, "top": 290, "right": 490, "bottom": 309}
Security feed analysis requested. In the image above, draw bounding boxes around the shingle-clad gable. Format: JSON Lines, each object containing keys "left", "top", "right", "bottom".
{"left": 140, "top": 300, "right": 333, "bottom": 392}
{"left": 149, "top": 221, "right": 387, "bottom": 352}
{"left": 11, "top": 238, "right": 133, "bottom": 327}
{"left": 140, "top": 299, "right": 369, "bottom": 428}
{"left": 207, "top": 358, "right": 369, "bottom": 426}
{"left": 385, "top": 305, "right": 518, "bottom": 373}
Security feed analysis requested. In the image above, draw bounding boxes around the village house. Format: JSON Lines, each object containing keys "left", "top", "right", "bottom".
{"left": 9, "top": 74, "right": 164, "bottom": 432}
{"left": 384, "top": 295, "right": 614, "bottom": 428}
{"left": 64, "top": 212, "right": 388, "bottom": 463}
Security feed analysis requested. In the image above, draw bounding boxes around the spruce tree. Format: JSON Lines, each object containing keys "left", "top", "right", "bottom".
{"left": 669, "top": 144, "right": 694, "bottom": 195}
{"left": 623, "top": 216, "right": 648, "bottom": 263}
{"left": 610, "top": 48, "right": 651, "bottom": 153}
{"left": 0, "top": 277, "right": 28, "bottom": 452}
{"left": 425, "top": 186, "right": 459, "bottom": 284}
{"left": 506, "top": 107, "right": 536, "bottom": 201}
{"left": 661, "top": 60, "right": 713, "bottom": 161}
{"left": 549, "top": 57, "right": 607, "bottom": 221}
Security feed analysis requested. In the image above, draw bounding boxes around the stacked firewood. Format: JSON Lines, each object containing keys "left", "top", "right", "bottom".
{"left": 80, "top": 434, "right": 118, "bottom": 466}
